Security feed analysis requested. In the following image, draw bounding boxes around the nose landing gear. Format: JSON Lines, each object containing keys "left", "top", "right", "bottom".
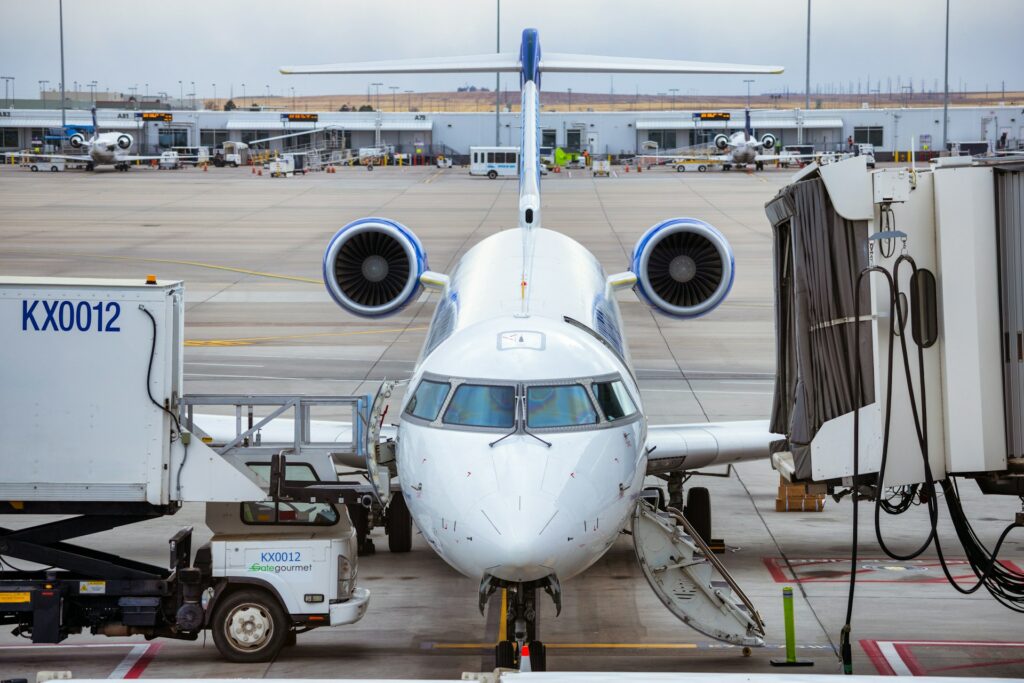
{"left": 481, "top": 575, "right": 559, "bottom": 671}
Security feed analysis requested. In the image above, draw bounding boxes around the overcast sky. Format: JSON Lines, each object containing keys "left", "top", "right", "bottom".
{"left": 2, "top": 0, "right": 1021, "bottom": 102}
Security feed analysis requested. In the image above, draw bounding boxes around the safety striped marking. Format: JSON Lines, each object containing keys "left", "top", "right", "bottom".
{"left": 424, "top": 641, "right": 833, "bottom": 651}
{"left": 0, "top": 642, "right": 160, "bottom": 679}
{"left": 185, "top": 325, "right": 428, "bottom": 347}
{"left": 862, "top": 639, "right": 1024, "bottom": 677}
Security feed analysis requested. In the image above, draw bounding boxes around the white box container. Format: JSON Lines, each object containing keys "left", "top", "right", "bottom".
{"left": 0, "top": 276, "right": 183, "bottom": 505}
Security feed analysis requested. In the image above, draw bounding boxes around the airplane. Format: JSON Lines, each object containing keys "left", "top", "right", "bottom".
{"left": 706, "top": 108, "right": 780, "bottom": 170}
{"left": 5, "top": 107, "right": 159, "bottom": 171}
{"left": 229, "top": 29, "right": 785, "bottom": 670}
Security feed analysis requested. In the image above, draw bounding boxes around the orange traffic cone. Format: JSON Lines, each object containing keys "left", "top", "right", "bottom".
{"left": 257, "top": 168, "right": 262, "bottom": 176}
{"left": 519, "top": 643, "right": 532, "bottom": 672}
{"left": 251, "top": 166, "right": 255, "bottom": 174}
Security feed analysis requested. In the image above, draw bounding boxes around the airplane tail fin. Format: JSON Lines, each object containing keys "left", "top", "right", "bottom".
{"left": 745, "top": 109, "right": 752, "bottom": 138}
{"left": 91, "top": 107, "right": 98, "bottom": 136}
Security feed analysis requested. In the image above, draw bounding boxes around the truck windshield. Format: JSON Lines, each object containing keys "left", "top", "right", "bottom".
{"left": 443, "top": 384, "right": 516, "bottom": 428}
{"left": 526, "top": 385, "right": 598, "bottom": 428}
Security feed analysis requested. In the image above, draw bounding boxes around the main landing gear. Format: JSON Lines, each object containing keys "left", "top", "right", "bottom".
{"left": 480, "top": 575, "right": 560, "bottom": 671}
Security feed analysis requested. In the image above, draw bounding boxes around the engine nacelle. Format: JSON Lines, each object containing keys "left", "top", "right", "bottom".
{"left": 322, "top": 217, "right": 427, "bottom": 318}
{"left": 630, "top": 218, "right": 734, "bottom": 319}
{"left": 116, "top": 134, "right": 132, "bottom": 150}
{"left": 760, "top": 133, "right": 776, "bottom": 150}
{"left": 713, "top": 134, "right": 730, "bottom": 151}
{"left": 68, "top": 133, "right": 86, "bottom": 148}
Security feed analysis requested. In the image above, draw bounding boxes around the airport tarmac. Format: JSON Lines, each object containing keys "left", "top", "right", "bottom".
{"left": 1, "top": 164, "right": 1022, "bottom": 679}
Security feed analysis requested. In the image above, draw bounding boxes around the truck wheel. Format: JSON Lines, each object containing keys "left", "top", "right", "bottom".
{"left": 387, "top": 494, "right": 413, "bottom": 553}
{"left": 231, "top": 162, "right": 239, "bottom": 168}
{"left": 698, "top": 165, "right": 707, "bottom": 172}
{"left": 50, "top": 165, "right": 59, "bottom": 172}
{"left": 211, "top": 589, "right": 288, "bottom": 663}
{"left": 30, "top": 165, "right": 38, "bottom": 172}
{"left": 487, "top": 170, "right": 498, "bottom": 179}
{"left": 683, "top": 487, "right": 712, "bottom": 545}
{"left": 676, "top": 165, "right": 685, "bottom": 172}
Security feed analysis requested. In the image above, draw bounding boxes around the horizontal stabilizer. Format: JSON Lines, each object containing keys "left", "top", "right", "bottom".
{"left": 282, "top": 53, "right": 782, "bottom": 76}
{"left": 281, "top": 53, "right": 522, "bottom": 75}
{"left": 540, "top": 52, "right": 783, "bottom": 75}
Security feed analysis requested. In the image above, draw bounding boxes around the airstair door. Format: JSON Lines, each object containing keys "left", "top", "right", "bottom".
{"left": 364, "top": 380, "right": 397, "bottom": 506}
{"left": 631, "top": 501, "right": 765, "bottom": 647}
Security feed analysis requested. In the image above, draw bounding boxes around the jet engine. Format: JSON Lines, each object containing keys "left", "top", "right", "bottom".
{"left": 713, "top": 134, "right": 730, "bottom": 151}
{"left": 116, "top": 134, "right": 132, "bottom": 150}
{"left": 322, "top": 217, "right": 428, "bottom": 317}
{"left": 760, "top": 133, "right": 776, "bottom": 150}
{"left": 630, "top": 218, "right": 734, "bottom": 319}
{"left": 68, "top": 133, "right": 86, "bottom": 148}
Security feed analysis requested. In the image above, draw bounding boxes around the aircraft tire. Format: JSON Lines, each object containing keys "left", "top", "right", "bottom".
{"left": 756, "top": 161, "right": 764, "bottom": 171}
{"left": 387, "top": 494, "right": 413, "bottom": 553}
{"left": 528, "top": 641, "right": 547, "bottom": 671}
{"left": 495, "top": 640, "right": 516, "bottom": 668}
{"left": 487, "top": 170, "right": 498, "bottom": 179}
{"left": 684, "top": 486, "right": 712, "bottom": 544}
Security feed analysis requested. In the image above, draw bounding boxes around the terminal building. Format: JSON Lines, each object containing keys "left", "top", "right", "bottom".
{"left": 1, "top": 104, "right": 1020, "bottom": 161}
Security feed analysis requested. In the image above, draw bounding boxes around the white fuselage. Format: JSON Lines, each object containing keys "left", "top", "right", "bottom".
{"left": 725, "top": 132, "right": 761, "bottom": 165}
{"left": 82, "top": 132, "right": 133, "bottom": 165}
{"left": 396, "top": 228, "right": 647, "bottom": 584}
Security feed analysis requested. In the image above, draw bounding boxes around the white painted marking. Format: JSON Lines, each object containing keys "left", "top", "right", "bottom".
{"left": 107, "top": 643, "right": 150, "bottom": 678}
{"left": 877, "top": 641, "right": 913, "bottom": 676}
{"left": 185, "top": 373, "right": 352, "bottom": 383}
{"left": 185, "top": 362, "right": 266, "bottom": 368}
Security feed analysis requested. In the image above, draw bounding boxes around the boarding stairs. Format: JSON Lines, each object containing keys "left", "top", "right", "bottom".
{"left": 632, "top": 500, "right": 765, "bottom": 647}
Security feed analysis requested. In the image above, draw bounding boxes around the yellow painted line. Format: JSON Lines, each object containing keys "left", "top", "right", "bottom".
{"left": 498, "top": 588, "right": 508, "bottom": 642}
{"left": 423, "top": 169, "right": 444, "bottom": 184}
{"left": 430, "top": 642, "right": 699, "bottom": 650}
{"left": 54, "top": 253, "right": 321, "bottom": 284}
{"left": 185, "top": 326, "right": 428, "bottom": 347}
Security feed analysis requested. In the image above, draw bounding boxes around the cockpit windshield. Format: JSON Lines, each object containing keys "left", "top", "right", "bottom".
{"left": 526, "top": 385, "right": 598, "bottom": 428}
{"left": 443, "top": 384, "right": 516, "bottom": 428}
{"left": 404, "top": 374, "right": 638, "bottom": 432}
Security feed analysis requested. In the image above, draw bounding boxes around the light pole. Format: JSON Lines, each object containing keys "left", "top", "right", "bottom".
{"left": 942, "top": 0, "right": 950, "bottom": 151}
{"left": 1, "top": 77, "right": 13, "bottom": 108}
{"left": 88, "top": 81, "right": 97, "bottom": 105}
{"left": 669, "top": 88, "right": 678, "bottom": 110}
{"left": 805, "top": 0, "right": 811, "bottom": 110}
{"left": 405, "top": 89, "right": 413, "bottom": 111}
{"left": 191, "top": 81, "right": 196, "bottom": 109}
{"left": 372, "top": 82, "right": 383, "bottom": 110}
{"left": 265, "top": 84, "right": 270, "bottom": 104}
{"left": 389, "top": 85, "right": 399, "bottom": 111}
{"left": 212, "top": 83, "right": 217, "bottom": 108}
{"left": 39, "top": 80, "right": 49, "bottom": 109}
{"left": 178, "top": 80, "right": 183, "bottom": 108}
{"left": 241, "top": 83, "right": 246, "bottom": 108}
{"left": 495, "top": 0, "right": 501, "bottom": 144}
{"left": 568, "top": 87, "right": 572, "bottom": 112}
{"left": 58, "top": 0, "right": 66, "bottom": 131}
{"left": 290, "top": 86, "right": 295, "bottom": 110}
{"left": 744, "top": 79, "right": 754, "bottom": 109}
{"left": 145, "top": 83, "right": 149, "bottom": 98}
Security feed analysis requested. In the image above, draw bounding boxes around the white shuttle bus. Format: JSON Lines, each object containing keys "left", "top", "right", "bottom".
{"left": 469, "top": 146, "right": 519, "bottom": 179}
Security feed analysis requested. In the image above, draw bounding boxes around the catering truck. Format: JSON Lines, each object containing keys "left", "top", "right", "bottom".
{"left": 0, "top": 276, "right": 407, "bottom": 662}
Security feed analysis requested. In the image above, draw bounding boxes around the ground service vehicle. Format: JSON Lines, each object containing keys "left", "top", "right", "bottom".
{"left": 470, "top": 146, "right": 519, "bottom": 179}
{"left": 0, "top": 277, "right": 379, "bottom": 663}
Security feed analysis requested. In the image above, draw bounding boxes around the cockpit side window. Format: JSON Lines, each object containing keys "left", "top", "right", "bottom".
{"left": 591, "top": 380, "right": 638, "bottom": 421}
{"left": 406, "top": 379, "right": 451, "bottom": 421}
{"left": 443, "top": 384, "right": 516, "bottom": 428}
{"left": 526, "top": 384, "right": 598, "bottom": 428}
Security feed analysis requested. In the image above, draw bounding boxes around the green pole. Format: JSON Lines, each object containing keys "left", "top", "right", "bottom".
{"left": 783, "top": 586, "right": 797, "bottom": 662}
{"left": 771, "top": 585, "right": 813, "bottom": 667}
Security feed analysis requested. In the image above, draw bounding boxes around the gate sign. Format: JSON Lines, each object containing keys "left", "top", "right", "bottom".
{"left": 693, "top": 112, "right": 731, "bottom": 121}
{"left": 137, "top": 112, "right": 172, "bottom": 122}
{"left": 282, "top": 113, "right": 318, "bottom": 122}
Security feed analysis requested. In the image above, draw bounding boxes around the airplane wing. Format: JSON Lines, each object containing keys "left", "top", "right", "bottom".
{"left": 645, "top": 420, "right": 778, "bottom": 475}
{"left": 282, "top": 53, "right": 782, "bottom": 76}
{"left": 117, "top": 155, "right": 164, "bottom": 162}
{"left": 5, "top": 152, "right": 91, "bottom": 162}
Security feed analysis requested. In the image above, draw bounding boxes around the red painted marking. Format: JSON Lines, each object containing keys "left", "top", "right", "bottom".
{"left": 570, "top": 472, "right": 575, "bottom": 478}
{"left": 860, "top": 640, "right": 897, "bottom": 676}
{"left": 125, "top": 642, "right": 161, "bottom": 678}
{"left": 763, "top": 557, "right": 1024, "bottom": 584}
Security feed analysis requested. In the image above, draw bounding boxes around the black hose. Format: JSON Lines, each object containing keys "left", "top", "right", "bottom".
{"left": 139, "top": 305, "right": 188, "bottom": 497}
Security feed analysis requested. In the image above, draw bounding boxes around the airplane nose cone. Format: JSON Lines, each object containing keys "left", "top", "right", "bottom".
{"left": 479, "top": 490, "right": 560, "bottom": 582}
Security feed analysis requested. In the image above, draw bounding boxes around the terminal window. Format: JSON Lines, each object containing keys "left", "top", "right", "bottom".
{"left": 542, "top": 129, "right": 557, "bottom": 148}
{"left": 854, "top": 126, "right": 884, "bottom": 147}
{"left": 647, "top": 130, "right": 677, "bottom": 150}
{"left": 0, "top": 129, "right": 17, "bottom": 148}
{"left": 158, "top": 127, "right": 188, "bottom": 148}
